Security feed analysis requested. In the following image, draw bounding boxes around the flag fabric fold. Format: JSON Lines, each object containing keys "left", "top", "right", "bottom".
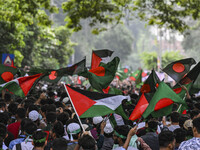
{"left": 162, "top": 58, "right": 196, "bottom": 83}
{"left": 142, "top": 82, "right": 186, "bottom": 118}
{"left": 0, "top": 73, "right": 43, "bottom": 97}
{"left": 91, "top": 49, "right": 113, "bottom": 69}
{"left": 64, "top": 84, "right": 129, "bottom": 119}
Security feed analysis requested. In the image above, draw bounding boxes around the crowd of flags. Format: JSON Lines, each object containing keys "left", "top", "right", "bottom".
{"left": 0, "top": 50, "right": 200, "bottom": 123}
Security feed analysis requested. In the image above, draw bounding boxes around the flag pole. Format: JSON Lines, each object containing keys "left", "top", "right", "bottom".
{"left": 63, "top": 83, "right": 85, "bottom": 132}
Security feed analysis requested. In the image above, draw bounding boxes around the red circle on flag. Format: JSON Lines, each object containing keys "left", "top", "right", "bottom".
{"left": 124, "top": 68, "right": 128, "bottom": 73}
{"left": 49, "top": 71, "right": 57, "bottom": 80}
{"left": 154, "top": 98, "right": 174, "bottom": 111}
{"left": 140, "top": 84, "right": 151, "bottom": 93}
{"left": 130, "top": 76, "right": 136, "bottom": 81}
{"left": 1, "top": 72, "right": 14, "bottom": 82}
{"left": 172, "top": 63, "right": 185, "bottom": 73}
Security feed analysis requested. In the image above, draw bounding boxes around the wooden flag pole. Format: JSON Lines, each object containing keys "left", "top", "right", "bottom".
{"left": 63, "top": 83, "right": 85, "bottom": 132}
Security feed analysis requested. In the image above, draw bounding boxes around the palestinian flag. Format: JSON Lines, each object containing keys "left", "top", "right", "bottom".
{"left": 80, "top": 57, "right": 120, "bottom": 91}
{"left": 140, "top": 69, "right": 160, "bottom": 93}
{"left": 91, "top": 49, "right": 113, "bottom": 69}
{"left": 0, "top": 73, "right": 43, "bottom": 97}
{"left": 142, "top": 82, "right": 186, "bottom": 118}
{"left": 129, "top": 93, "right": 151, "bottom": 121}
{"left": 0, "top": 64, "right": 20, "bottom": 84}
{"left": 173, "top": 61, "right": 200, "bottom": 99}
{"left": 64, "top": 84, "right": 130, "bottom": 119}
{"left": 162, "top": 58, "right": 196, "bottom": 83}
{"left": 130, "top": 68, "right": 143, "bottom": 86}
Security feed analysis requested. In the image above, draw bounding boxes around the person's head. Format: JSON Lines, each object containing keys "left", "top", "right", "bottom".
{"left": 78, "top": 134, "right": 96, "bottom": 150}
{"left": 113, "top": 125, "right": 130, "bottom": 144}
{"left": 170, "top": 112, "right": 180, "bottom": 123}
{"left": 57, "top": 112, "right": 69, "bottom": 125}
{"left": 0, "top": 112, "right": 9, "bottom": 125}
{"left": 147, "top": 119, "right": 158, "bottom": 132}
{"left": 104, "top": 123, "right": 114, "bottom": 138}
{"left": 52, "top": 121, "right": 64, "bottom": 139}
{"left": 67, "top": 122, "right": 82, "bottom": 140}
{"left": 24, "top": 121, "right": 37, "bottom": 136}
{"left": 46, "top": 112, "right": 57, "bottom": 124}
{"left": 8, "top": 102, "right": 18, "bottom": 115}
{"left": 159, "top": 130, "right": 175, "bottom": 150}
{"left": 93, "top": 116, "right": 103, "bottom": 127}
{"left": 0, "top": 123, "right": 7, "bottom": 148}
{"left": 32, "top": 131, "right": 47, "bottom": 148}
{"left": 190, "top": 110, "right": 200, "bottom": 120}
{"left": 179, "top": 115, "right": 189, "bottom": 128}
{"left": 16, "top": 108, "right": 26, "bottom": 120}
{"left": 46, "top": 104, "right": 56, "bottom": 113}
{"left": 192, "top": 117, "right": 200, "bottom": 137}
{"left": 0, "top": 102, "right": 6, "bottom": 112}
{"left": 51, "top": 138, "right": 68, "bottom": 150}
{"left": 174, "top": 128, "right": 186, "bottom": 146}
{"left": 28, "top": 110, "right": 39, "bottom": 122}
{"left": 20, "top": 118, "right": 32, "bottom": 133}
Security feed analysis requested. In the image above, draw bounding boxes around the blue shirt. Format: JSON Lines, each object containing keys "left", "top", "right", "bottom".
{"left": 9, "top": 135, "right": 26, "bottom": 149}
{"left": 178, "top": 137, "right": 200, "bottom": 150}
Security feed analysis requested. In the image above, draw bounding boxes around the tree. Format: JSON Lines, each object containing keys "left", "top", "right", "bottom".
{"left": 62, "top": 0, "right": 200, "bottom": 33}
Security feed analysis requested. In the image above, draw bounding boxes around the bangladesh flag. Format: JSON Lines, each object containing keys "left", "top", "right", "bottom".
{"left": 0, "top": 73, "right": 43, "bottom": 97}
{"left": 116, "top": 67, "right": 131, "bottom": 81}
{"left": 173, "top": 61, "right": 200, "bottom": 99}
{"left": 29, "top": 58, "right": 86, "bottom": 83}
{"left": 130, "top": 68, "right": 143, "bottom": 86}
{"left": 140, "top": 69, "right": 160, "bottom": 93}
{"left": 80, "top": 57, "right": 120, "bottom": 91}
{"left": 129, "top": 93, "right": 151, "bottom": 121}
{"left": 91, "top": 49, "right": 113, "bottom": 69}
{"left": 142, "top": 82, "right": 186, "bottom": 118}
{"left": 64, "top": 84, "right": 130, "bottom": 119}
{"left": 0, "top": 64, "right": 20, "bottom": 84}
{"left": 162, "top": 58, "right": 196, "bottom": 83}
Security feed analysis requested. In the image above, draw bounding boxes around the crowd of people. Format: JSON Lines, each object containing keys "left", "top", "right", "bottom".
{"left": 0, "top": 76, "right": 200, "bottom": 150}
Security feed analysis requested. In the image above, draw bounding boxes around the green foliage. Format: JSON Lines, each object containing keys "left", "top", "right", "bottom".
{"left": 13, "top": 50, "right": 24, "bottom": 67}
{"left": 140, "top": 51, "right": 184, "bottom": 70}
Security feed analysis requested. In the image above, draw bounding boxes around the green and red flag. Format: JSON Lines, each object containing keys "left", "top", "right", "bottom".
{"left": 140, "top": 69, "right": 160, "bottom": 93}
{"left": 64, "top": 84, "right": 129, "bottom": 119}
{"left": 130, "top": 68, "right": 143, "bottom": 86}
{"left": 142, "top": 82, "right": 186, "bottom": 118}
{"left": 173, "top": 61, "right": 200, "bottom": 99}
{"left": 80, "top": 57, "right": 120, "bottom": 91}
{"left": 129, "top": 93, "right": 151, "bottom": 121}
{"left": 0, "top": 64, "right": 20, "bottom": 84}
{"left": 0, "top": 73, "right": 43, "bottom": 97}
{"left": 162, "top": 58, "right": 196, "bottom": 83}
{"left": 91, "top": 49, "right": 113, "bottom": 69}
{"left": 116, "top": 67, "right": 131, "bottom": 81}
{"left": 29, "top": 58, "right": 86, "bottom": 83}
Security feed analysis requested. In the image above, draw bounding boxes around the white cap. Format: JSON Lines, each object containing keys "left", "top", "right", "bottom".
{"left": 67, "top": 123, "right": 81, "bottom": 134}
{"left": 29, "top": 110, "right": 39, "bottom": 122}
{"left": 104, "top": 123, "right": 113, "bottom": 134}
{"left": 93, "top": 116, "right": 103, "bottom": 125}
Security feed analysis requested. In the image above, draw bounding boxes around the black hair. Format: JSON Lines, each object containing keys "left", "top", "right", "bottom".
{"left": 46, "top": 104, "right": 56, "bottom": 113}
{"left": 8, "top": 102, "right": 18, "bottom": 115}
{"left": 4, "top": 93, "right": 11, "bottom": 102}
{"left": 179, "top": 115, "right": 190, "bottom": 128}
{"left": 174, "top": 128, "right": 186, "bottom": 144}
{"left": 0, "top": 102, "right": 6, "bottom": 109}
{"left": 147, "top": 120, "right": 158, "bottom": 132}
{"left": 170, "top": 112, "right": 180, "bottom": 123}
{"left": 78, "top": 134, "right": 96, "bottom": 150}
{"left": 57, "top": 112, "right": 69, "bottom": 125}
{"left": 20, "top": 118, "right": 32, "bottom": 133}
{"left": 190, "top": 110, "right": 200, "bottom": 120}
{"left": 24, "top": 121, "right": 37, "bottom": 135}
{"left": 159, "top": 130, "right": 175, "bottom": 148}
{"left": 28, "top": 104, "right": 39, "bottom": 113}
{"left": 33, "top": 131, "right": 47, "bottom": 147}
{"left": 52, "top": 138, "right": 68, "bottom": 150}
{"left": 193, "top": 117, "right": 200, "bottom": 133}
{"left": 114, "top": 125, "right": 130, "bottom": 143}
{"left": 47, "top": 98, "right": 55, "bottom": 105}
{"left": 0, "top": 112, "right": 9, "bottom": 125}
{"left": 52, "top": 121, "right": 64, "bottom": 138}
{"left": 16, "top": 108, "right": 26, "bottom": 119}
{"left": 0, "top": 123, "right": 7, "bottom": 148}
{"left": 46, "top": 112, "right": 57, "bottom": 124}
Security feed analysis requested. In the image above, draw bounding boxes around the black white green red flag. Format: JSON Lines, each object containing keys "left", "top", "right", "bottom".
{"left": 64, "top": 84, "right": 129, "bottom": 119}
{"left": 0, "top": 73, "right": 43, "bottom": 97}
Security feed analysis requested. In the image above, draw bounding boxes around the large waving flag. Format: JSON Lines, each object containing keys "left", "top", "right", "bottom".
{"left": 162, "top": 58, "right": 196, "bottom": 83}
{"left": 140, "top": 69, "right": 160, "bottom": 93}
{"left": 0, "top": 64, "right": 20, "bottom": 84}
{"left": 0, "top": 74, "right": 43, "bottom": 97}
{"left": 64, "top": 84, "right": 129, "bottom": 119}
{"left": 91, "top": 49, "right": 113, "bottom": 69}
{"left": 142, "top": 82, "right": 186, "bottom": 118}
{"left": 29, "top": 58, "right": 86, "bottom": 83}
{"left": 80, "top": 57, "right": 120, "bottom": 91}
